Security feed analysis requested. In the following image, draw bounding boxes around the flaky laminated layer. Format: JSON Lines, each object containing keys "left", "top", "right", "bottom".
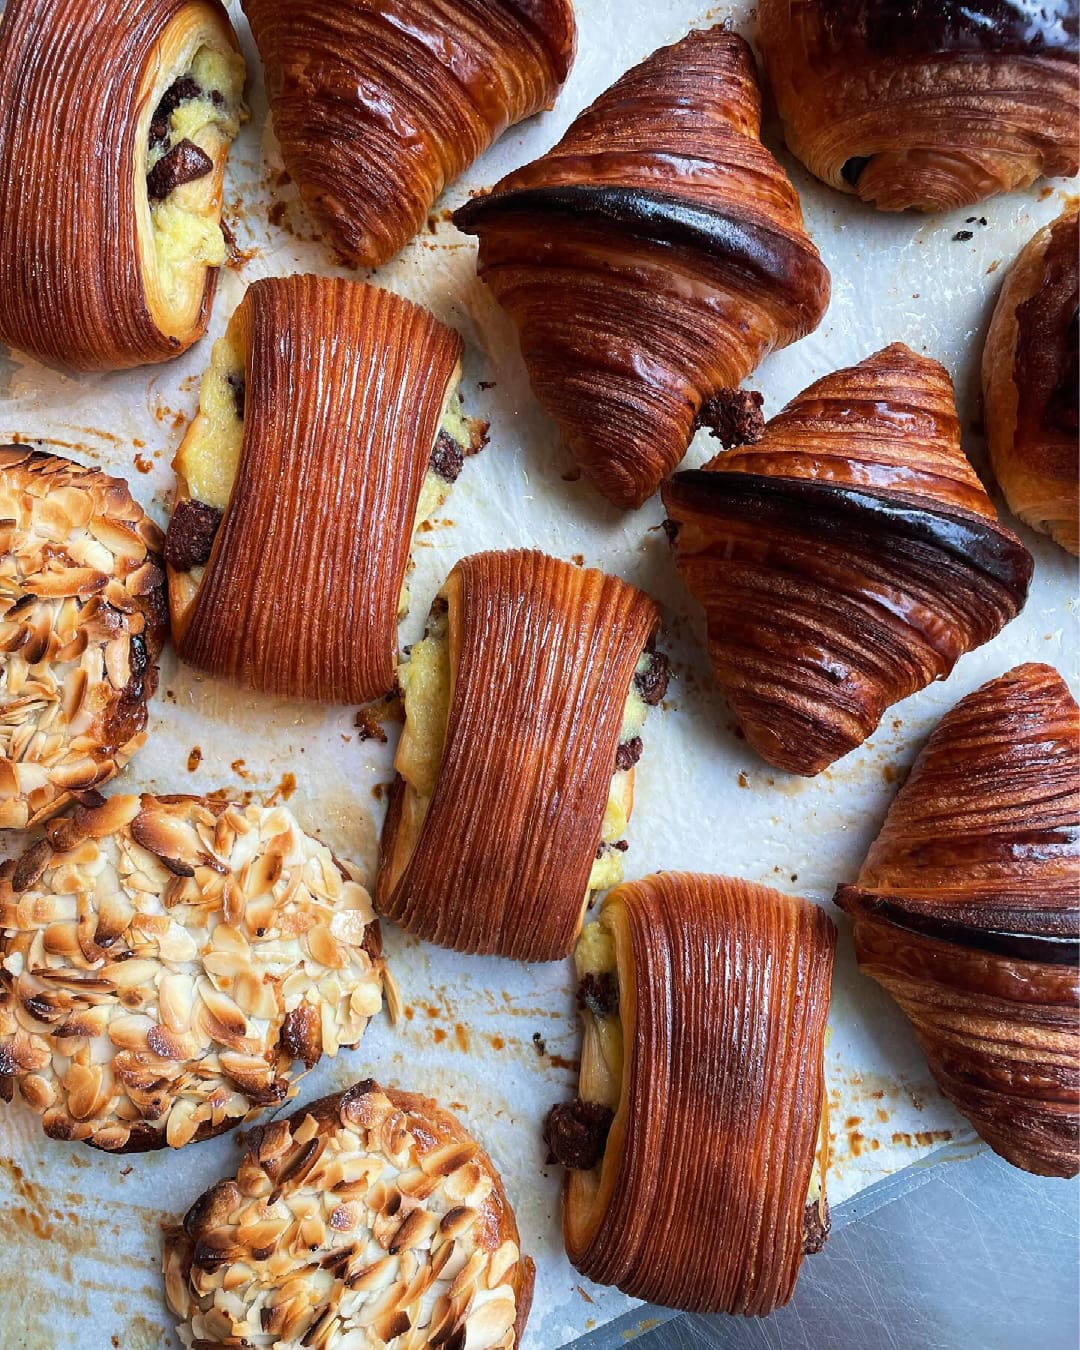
{"left": 662, "top": 344, "right": 1033, "bottom": 776}
{"left": 0, "top": 793, "right": 384, "bottom": 1152}
{"left": 164, "top": 1081, "right": 534, "bottom": 1348}
{"left": 0, "top": 447, "right": 167, "bottom": 829}
{"left": 454, "top": 27, "right": 830, "bottom": 509}
{"left": 173, "top": 276, "right": 463, "bottom": 704}
{"left": 836, "top": 664, "right": 1080, "bottom": 1178}
{"left": 378, "top": 550, "right": 660, "bottom": 961}
{"left": 758, "top": 0, "right": 1080, "bottom": 211}
{"left": 566, "top": 873, "right": 836, "bottom": 1315}
{"left": 242, "top": 0, "right": 576, "bottom": 268}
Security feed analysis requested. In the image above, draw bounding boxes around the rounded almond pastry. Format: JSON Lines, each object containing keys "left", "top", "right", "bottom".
{"left": 453, "top": 26, "right": 831, "bottom": 510}
{"left": 0, "top": 0, "right": 247, "bottom": 371}
{"left": 0, "top": 446, "right": 167, "bottom": 830}
{"left": 377, "top": 549, "right": 668, "bottom": 961}
{"left": 836, "top": 663, "right": 1080, "bottom": 1178}
{"left": 758, "top": 0, "right": 1079, "bottom": 212}
{"left": 166, "top": 275, "right": 482, "bottom": 704}
{"left": 164, "top": 1080, "right": 534, "bottom": 1348}
{"left": 662, "top": 343, "right": 1034, "bottom": 777}
{"left": 983, "top": 206, "right": 1079, "bottom": 555}
{"left": 0, "top": 793, "right": 385, "bottom": 1152}
{"left": 545, "top": 873, "right": 836, "bottom": 1314}
{"left": 242, "top": 0, "right": 577, "bottom": 270}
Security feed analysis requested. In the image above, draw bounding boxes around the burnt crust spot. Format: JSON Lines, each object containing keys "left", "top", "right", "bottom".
{"left": 430, "top": 429, "right": 465, "bottom": 484}
{"left": 697, "top": 388, "right": 765, "bottom": 448}
{"left": 165, "top": 499, "right": 224, "bottom": 573}
{"left": 147, "top": 139, "right": 214, "bottom": 202}
{"left": 543, "top": 1099, "right": 614, "bottom": 1170}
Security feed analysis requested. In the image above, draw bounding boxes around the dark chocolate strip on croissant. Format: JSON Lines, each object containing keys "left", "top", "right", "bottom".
{"left": 836, "top": 663, "right": 1079, "bottom": 1178}
{"left": 242, "top": 0, "right": 576, "bottom": 269}
{"left": 759, "top": 0, "right": 1080, "bottom": 211}
{"left": 167, "top": 275, "right": 465, "bottom": 704}
{"left": 453, "top": 26, "right": 830, "bottom": 510}
{"left": 377, "top": 549, "right": 664, "bottom": 961}
{"left": 549, "top": 872, "right": 836, "bottom": 1315}
{"left": 0, "top": 0, "right": 246, "bottom": 370}
{"left": 662, "top": 343, "right": 1033, "bottom": 776}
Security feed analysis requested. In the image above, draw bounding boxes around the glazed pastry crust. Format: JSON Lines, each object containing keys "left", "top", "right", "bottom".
{"left": 983, "top": 207, "right": 1079, "bottom": 555}
{"left": 0, "top": 447, "right": 166, "bottom": 828}
{"left": 164, "top": 1080, "right": 534, "bottom": 1348}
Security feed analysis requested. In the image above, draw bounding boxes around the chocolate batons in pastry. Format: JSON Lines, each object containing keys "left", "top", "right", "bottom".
{"left": 983, "top": 206, "right": 1079, "bottom": 555}
{"left": 758, "top": 0, "right": 1080, "bottom": 212}
{"left": 167, "top": 275, "right": 482, "bottom": 703}
{"left": 164, "top": 1081, "right": 534, "bottom": 1348}
{"left": 0, "top": 793, "right": 385, "bottom": 1152}
{"left": 0, "top": 447, "right": 167, "bottom": 829}
{"left": 243, "top": 0, "right": 576, "bottom": 269}
{"left": 662, "top": 344, "right": 1033, "bottom": 776}
{"left": 453, "top": 27, "right": 830, "bottom": 509}
{"left": 0, "top": 0, "right": 246, "bottom": 370}
{"left": 835, "top": 664, "right": 1080, "bottom": 1178}
{"left": 545, "top": 873, "right": 836, "bottom": 1314}
{"left": 377, "top": 550, "right": 668, "bottom": 960}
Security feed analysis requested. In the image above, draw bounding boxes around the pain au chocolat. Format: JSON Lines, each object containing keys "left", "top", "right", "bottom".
{"left": 836, "top": 664, "right": 1079, "bottom": 1178}
{"left": 662, "top": 343, "right": 1033, "bottom": 776}
{"left": 545, "top": 872, "right": 835, "bottom": 1313}
{"left": 377, "top": 549, "right": 668, "bottom": 961}
{"left": 165, "top": 1080, "right": 533, "bottom": 1348}
{"left": 758, "top": 0, "right": 1079, "bottom": 212}
{"left": 983, "top": 206, "right": 1079, "bottom": 555}
{"left": 453, "top": 26, "right": 830, "bottom": 510}
{"left": 0, "top": 793, "right": 385, "bottom": 1152}
{"left": 243, "top": 0, "right": 576, "bottom": 269}
{"left": 0, "top": 447, "right": 167, "bottom": 829}
{"left": 167, "top": 275, "right": 483, "bottom": 704}
{"left": 0, "top": 0, "right": 246, "bottom": 370}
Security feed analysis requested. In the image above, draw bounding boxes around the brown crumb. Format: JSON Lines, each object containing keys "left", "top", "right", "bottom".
{"left": 187, "top": 746, "right": 202, "bottom": 772}
{"left": 353, "top": 707, "right": 388, "bottom": 744}
{"left": 697, "top": 387, "right": 765, "bottom": 447}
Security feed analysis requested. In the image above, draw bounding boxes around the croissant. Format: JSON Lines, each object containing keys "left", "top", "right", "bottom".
{"left": 835, "top": 663, "right": 1079, "bottom": 1178}
{"left": 167, "top": 275, "right": 481, "bottom": 704}
{"left": 0, "top": 0, "right": 246, "bottom": 371}
{"left": 662, "top": 343, "right": 1033, "bottom": 776}
{"left": 983, "top": 206, "right": 1079, "bottom": 555}
{"left": 758, "top": 0, "right": 1080, "bottom": 212}
{"left": 452, "top": 27, "right": 831, "bottom": 510}
{"left": 242, "top": 0, "right": 576, "bottom": 270}
{"left": 165, "top": 1080, "right": 533, "bottom": 1347}
{"left": 544, "top": 872, "right": 835, "bottom": 1313}
{"left": 0, "top": 792, "right": 385, "bottom": 1152}
{"left": 376, "top": 549, "right": 668, "bottom": 960}
{"left": 0, "top": 447, "right": 167, "bottom": 829}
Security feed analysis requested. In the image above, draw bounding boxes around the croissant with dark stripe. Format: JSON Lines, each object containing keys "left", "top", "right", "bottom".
{"left": 758, "top": 0, "right": 1080, "bottom": 212}
{"left": 662, "top": 343, "right": 1033, "bottom": 775}
{"left": 453, "top": 26, "right": 830, "bottom": 509}
{"left": 243, "top": 0, "right": 576, "bottom": 269}
{"left": 836, "top": 663, "right": 1079, "bottom": 1178}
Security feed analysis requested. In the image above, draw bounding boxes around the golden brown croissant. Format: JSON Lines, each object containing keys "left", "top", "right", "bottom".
{"left": 983, "top": 206, "right": 1079, "bottom": 555}
{"left": 164, "top": 1080, "right": 533, "bottom": 1347}
{"left": 545, "top": 872, "right": 835, "bottom": 1314}
{"left": 376, "top": 549, "right": 667, "bottom": 960}
{"left": 0, "top": 447, "right": 167, "bottom": 829}
{"left": 835, "top": 663, "right": 1079, "bottom": 1178}
{"left": 0, "top": 793, "right": 385, "bottom": 1152}
{"left": 167, "top": 275, "right": 481, "bottom": 704}
{"left": 242, "top": 0, "right": 576, "bottom": 269}
{"left": 453, "top": 27, "right": 831, "bottom": 510}
{"left": 758, "top": 0, "right": 1080, "bottom": 212}
{"left": 662, "top": 343, "right": 1033, "bottom": 776}
{"left": 0, "top": 0, "right": 246, "bottom": 370}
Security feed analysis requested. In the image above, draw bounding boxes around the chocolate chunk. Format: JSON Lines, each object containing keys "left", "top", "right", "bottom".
{"left": 615, "top": 736, "right": 643, "bottom": 772}
{"left": 577, "top": 970, "right": 619, "bottom": 1018}
{"left": 696, "top": 387, "right": 765, "bottom": 448}
{"left": 841, "top": 155, "right": 871, "bottom": 188}
{"left": 165, "top": 499, "right": 223, "bottom": 573}
{"left": 150, "top": 75, "right": 202, "bottom": 147}
{"left": 430, "top": 429, "right": 465, "bottom": 484}
{"left": 634, "top": 649, "right": 671, "bottom": 706}
{"left": 543, "top": 1100, "right": 614, "bottom": 1171}
{"left": 226, "top": 371, "right": 245, "bottom": 420}
{"left": 803, "top": 1196, "right": 831, "bottom": 1254}
{"left": 147, "top": 139, "right": 214, "bottom": 202}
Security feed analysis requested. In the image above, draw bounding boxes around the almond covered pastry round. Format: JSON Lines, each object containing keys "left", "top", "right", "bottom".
{"left": 0, "top": 793, "right": 384, "bottom": 1152}
{"left": 164, "top": 1080, "right": 534, "bottom": 1348}
{"left": 0, "top": 447, "right": 167, "bottom": 830}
